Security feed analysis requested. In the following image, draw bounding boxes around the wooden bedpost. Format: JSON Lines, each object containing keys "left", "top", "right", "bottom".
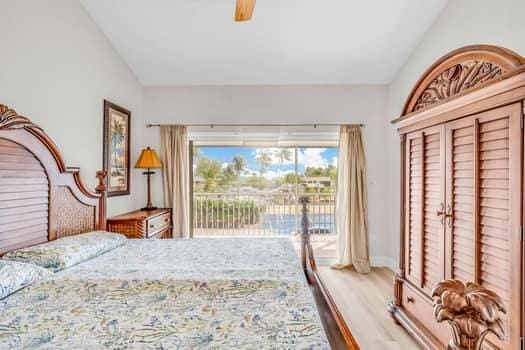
{"left": 95, "top": 171, "right": 107, "bottom": 230}
{"left": 299, "top": 196, "right": 311, "bottom": 275}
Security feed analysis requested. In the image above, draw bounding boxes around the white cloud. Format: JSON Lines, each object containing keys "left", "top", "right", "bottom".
{"left": 298, "top": 148, "right": 327, "bottom": 168}
{"left": 332, "top": 156, "right": 338, "bottom": 167}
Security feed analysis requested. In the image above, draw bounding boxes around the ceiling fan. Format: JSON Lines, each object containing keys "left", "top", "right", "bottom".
{"left": 235, "top": 0, "right": 256, "bottom": 22}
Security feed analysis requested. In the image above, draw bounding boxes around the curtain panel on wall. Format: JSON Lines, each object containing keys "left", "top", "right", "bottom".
{"left": 160, "top": 125, "right": 190, "bottom": 238}
{"left": 332, "top": 125, "right": 371, "bottom": 274}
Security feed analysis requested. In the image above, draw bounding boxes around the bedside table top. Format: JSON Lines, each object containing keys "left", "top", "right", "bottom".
{"left": 108, "top": 208, "right": 171, "bottom": 221}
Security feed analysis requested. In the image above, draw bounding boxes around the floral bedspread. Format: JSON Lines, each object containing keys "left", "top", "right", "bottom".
{"left": 0, "top": 237, "right": 330, "bottom": 349}
{"left": 57, "top": 237, "right": 306, "bottom": 282}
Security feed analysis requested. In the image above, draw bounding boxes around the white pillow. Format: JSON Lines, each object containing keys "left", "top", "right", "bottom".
{"left": 2, "top": 231, "right": 126, "bottom": 272}
{"left": 0, "top": 260, "right": 52, "bottom": 299}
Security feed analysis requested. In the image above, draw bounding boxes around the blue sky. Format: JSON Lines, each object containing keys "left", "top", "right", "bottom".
{"left": 197, "top": 147, "right": 338, "bottom": 179}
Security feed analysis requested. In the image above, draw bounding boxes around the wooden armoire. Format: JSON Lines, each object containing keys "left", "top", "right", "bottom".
{"left": 388, "top": 45, "right": 525, "bottom": 350}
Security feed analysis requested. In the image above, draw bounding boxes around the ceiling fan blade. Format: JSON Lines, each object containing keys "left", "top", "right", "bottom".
{"left": 235, "top": 0, "right": 256, "bottom": 22}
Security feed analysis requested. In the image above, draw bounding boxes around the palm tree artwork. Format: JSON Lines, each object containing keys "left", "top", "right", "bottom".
{"left": 110, "top": 115, "right": 126, "bottom": 186}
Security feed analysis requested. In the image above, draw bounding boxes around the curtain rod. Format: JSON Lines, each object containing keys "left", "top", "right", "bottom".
{"left": 146, "top": 123, "right": 364, "bottom": 128}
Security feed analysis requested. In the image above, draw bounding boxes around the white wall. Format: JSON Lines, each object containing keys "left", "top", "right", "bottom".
{"left": 143, "top": 85, "right": 394, "bottom": 266}
{"left": 0, "top": 0, "right": 144, "bottom": 216}
{"left": 384, "top": 0, "right": 525, "bottom": 266}
{"left": 7, "top": 0, "right": 522, "bottom": 269}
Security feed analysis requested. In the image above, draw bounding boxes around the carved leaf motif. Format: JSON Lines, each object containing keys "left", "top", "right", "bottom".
{"left": 0, "top": 104, "right": 41, "bottom": 130}
{"left": 413, "top": 61, "right": 504, "bottom": 112}
{"left": 432, "top": 279, "right": 506, "bottom": 350}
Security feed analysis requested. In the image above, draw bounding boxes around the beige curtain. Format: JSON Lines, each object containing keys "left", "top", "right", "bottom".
{"left": 160, "top": 125, "right": 190, "bottom": 238}
{"left": 332, "top": 125, "right": 371, "bottom": 273}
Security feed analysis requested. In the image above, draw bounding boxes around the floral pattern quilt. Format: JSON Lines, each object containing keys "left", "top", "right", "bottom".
{"left": 0, "top": 237, "right": 330, "bottom": 349}
{"left": 58, "top": 237, "right": 306, "bottom": 282}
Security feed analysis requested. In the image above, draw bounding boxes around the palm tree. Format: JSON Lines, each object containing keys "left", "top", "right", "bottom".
{"left": 232, "top": 155, "right": 247, "bottom": 176}
{"left": 274, "top": 148, "right": 293, "bottom": 177}
{"left": 232, "top": 155, "right": 247, "bottom": 192}
{"left": 255, "top": 151, "right": 272, "bottom": 175}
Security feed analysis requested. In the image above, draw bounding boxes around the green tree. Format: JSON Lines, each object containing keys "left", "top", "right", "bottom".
{"left": 196, "top": 157, "right": 222, "bottom": 192}
{"left": 244, "top": 174, "right": 272, "bottom": 190}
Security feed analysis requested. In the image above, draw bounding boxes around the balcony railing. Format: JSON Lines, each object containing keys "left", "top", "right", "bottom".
{"left": 193, "top": 192, "right": 336, "bottom": 236}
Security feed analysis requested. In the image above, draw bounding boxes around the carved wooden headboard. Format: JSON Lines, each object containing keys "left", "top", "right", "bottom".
{"left": 0, "top": 104, "right": 107, "bottom": 255}
{"left": 401, "top": 45, "right": 525, "bottom": 116}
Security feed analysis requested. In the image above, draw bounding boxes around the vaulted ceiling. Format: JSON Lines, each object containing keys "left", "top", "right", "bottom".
{"left": 80, "top": 0, "right": 448, "bottom": 85}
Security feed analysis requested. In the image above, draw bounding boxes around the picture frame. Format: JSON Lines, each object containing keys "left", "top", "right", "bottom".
{"left": 103, "top": 100, "right": 131, "bottom": 197}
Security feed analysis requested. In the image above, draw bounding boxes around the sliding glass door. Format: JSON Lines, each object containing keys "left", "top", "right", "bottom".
{"left": 191, "top": 144, "right": 338, "bottom": 236}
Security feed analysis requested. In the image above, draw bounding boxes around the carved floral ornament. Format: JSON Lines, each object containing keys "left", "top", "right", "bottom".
{"left": 413, "top": 61, "right": 505, "bottom": 112}
{"left": 432, "top": 280, "right": 506, "bottom": 350}
{"left": 0, "top": 104, "right": 41, "bottom": 130}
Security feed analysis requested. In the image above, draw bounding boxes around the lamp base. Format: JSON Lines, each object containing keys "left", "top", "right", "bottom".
{"left": 141, "top": 205, "right": 158, "bottom": 211}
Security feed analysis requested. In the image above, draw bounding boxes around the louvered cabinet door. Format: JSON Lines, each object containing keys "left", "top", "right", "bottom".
{"left": 404, "top": 126, "right": 446, "bottom": 292}
{"left": 445, "top": 103, "right": 522, "bottom": 350}
{"left": 445, "top": 117, "right": 477, "bottom": 282}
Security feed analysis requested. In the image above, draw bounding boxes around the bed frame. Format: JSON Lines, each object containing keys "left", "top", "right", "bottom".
{"left": 0, "top": 104, "right": 107, "bottom": 254}
{"left": 0, "top": 104, "right": 358, "bottom": 350}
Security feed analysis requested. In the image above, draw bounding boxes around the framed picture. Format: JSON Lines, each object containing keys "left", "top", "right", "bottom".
{"left": 103, "top": 100, "right": 131, "bottom": 197}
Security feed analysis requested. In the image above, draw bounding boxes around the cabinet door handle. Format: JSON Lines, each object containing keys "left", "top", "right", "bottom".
{"left": 445, "top": 204, "right": 453, "bottom": 228}
{"left": 406, "top": 296, "right": 415, "bottom": 304}
{"left": 436, "top": 202, "right": 446, "bottom": 224}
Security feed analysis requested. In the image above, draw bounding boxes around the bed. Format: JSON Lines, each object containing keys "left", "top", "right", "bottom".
{"left": 0, "top": 104, "right": 357, "bottom": 349}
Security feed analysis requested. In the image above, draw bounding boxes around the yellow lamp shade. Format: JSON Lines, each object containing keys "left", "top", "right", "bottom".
{"left": 135, "top": 147, "right": 162, "bottom": 169}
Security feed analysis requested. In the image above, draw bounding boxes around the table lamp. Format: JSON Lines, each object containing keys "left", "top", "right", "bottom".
{"left": 135, "top": 147, "right": 162, "bottom": 210}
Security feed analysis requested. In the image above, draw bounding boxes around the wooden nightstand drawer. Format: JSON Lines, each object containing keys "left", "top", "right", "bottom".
{"left": 150, "top": 229, "right": 171, "bottom": 239}
{"left": 107, "top": 208, "right": 172, "bottom": 239}
{"left": 146, "top": 213, "right": 170, "bottom": 237}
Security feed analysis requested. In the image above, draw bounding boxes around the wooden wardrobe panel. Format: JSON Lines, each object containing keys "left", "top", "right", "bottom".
{"left": 405, "top": 126, "right": 446, "bottom": 293}
{"left": 444, "top": 103, "right": 522, "bottom": 350}
{"left": 445, "top": 117, "right": 476, "bottom": 282}
{"left": 477, "top": 104, "right": 521, "bottom": 350}
{"left": 405, "top": 133, "right": 423, "bottom": 286}
{"left": 421, "top": 127, "right": 446, "bottom": 293}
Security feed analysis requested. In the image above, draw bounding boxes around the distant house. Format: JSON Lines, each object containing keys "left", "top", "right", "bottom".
{"left": 300, "top": 176, "right": 332, "bottom": 191}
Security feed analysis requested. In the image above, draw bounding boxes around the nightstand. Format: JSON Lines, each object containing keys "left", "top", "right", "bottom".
{"left": 107, "top": 208, "right": 172, "bottom": 239}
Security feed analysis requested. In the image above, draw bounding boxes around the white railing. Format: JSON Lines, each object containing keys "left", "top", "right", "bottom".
{"left": 193, "top": 192, "right": 336, "bottom": 236}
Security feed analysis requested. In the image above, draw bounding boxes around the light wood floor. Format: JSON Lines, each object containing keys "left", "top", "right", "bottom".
{"left": 318, "top": 266, "right": 421, "bottom": 350}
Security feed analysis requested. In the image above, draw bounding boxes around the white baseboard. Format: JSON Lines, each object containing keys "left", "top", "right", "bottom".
{"left": 315, "top": 258, "right": 336, "bottom": 266}
{"left": 315, "top": 256, "right": 397, "bottom": 271}
{"left": 370, "top": 256, "right": 397, "bottom": 271}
